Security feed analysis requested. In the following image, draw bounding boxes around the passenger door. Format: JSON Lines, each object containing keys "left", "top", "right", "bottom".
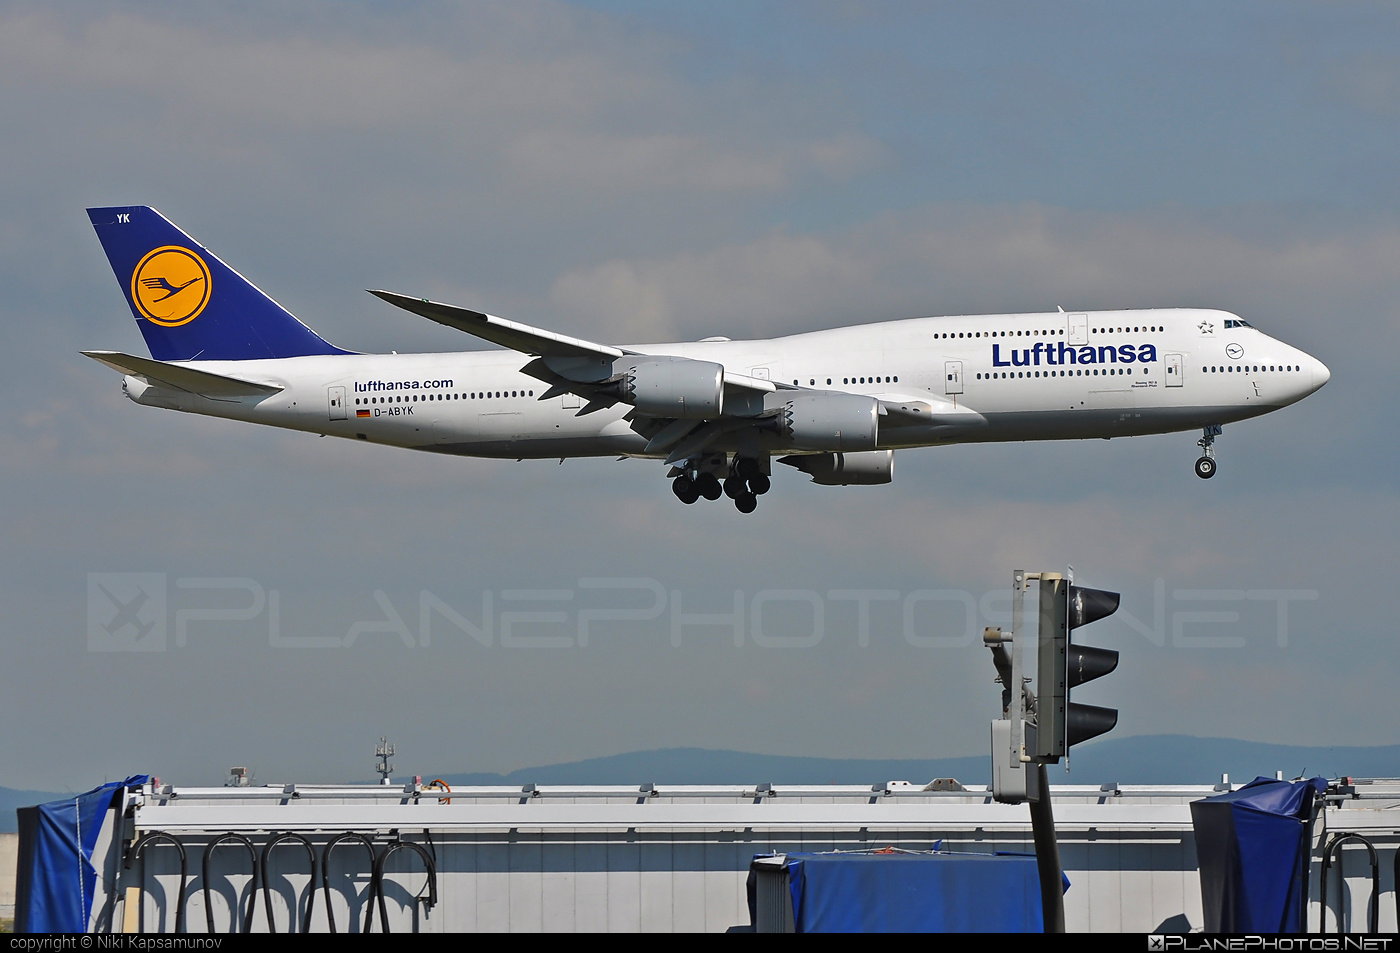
{"left": 1068, "top": 313, "right": 1088, "bottom": 345}
{"left": 1165, "top": 353, "right": 1183, "bottom": 388}
{"left": 944, "top": 361, "right": 963, "bottom": 395}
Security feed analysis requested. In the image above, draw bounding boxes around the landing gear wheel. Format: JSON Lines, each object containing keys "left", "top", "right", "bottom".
{"left": 747, "top": 472, "right": 771, "bottom": 495}
{"left": 696, "top": 473, "right": 723, "bottom": 501}
{"left": 734, "top": 492, "right": 758, "bottom": 514}
{"left": 1195, "top": 425, "right": 1222, "bottom": 480}
{"left": 723, "top": 477, "right": 743, "bottom": 500}
{"left": 672, "top": 475, "right": 700, "bottom": 503}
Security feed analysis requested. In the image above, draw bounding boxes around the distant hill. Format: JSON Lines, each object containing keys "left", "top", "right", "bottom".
{"left": 5, "top": 736, "right": 1394, "bottom": 831}
{"left": 1066, "top": 735, "right": 1399, "bottom": 786}
{"left": 1, "top": 788, "right": 66, "bottom": 833}
{"left": 437, "top": 747, "right": 987, "bottom": 787}
{"left": 433, "top": 735, "right": 1400, "bottom": 788}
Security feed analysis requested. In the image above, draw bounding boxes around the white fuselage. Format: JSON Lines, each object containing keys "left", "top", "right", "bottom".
{"left": 121, "top": 308, "right": 1329, "bottom": 460}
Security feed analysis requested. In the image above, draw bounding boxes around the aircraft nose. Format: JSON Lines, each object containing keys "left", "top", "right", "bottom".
{"left": 1312, "top": 356, "right": 1331, "bottom": 389}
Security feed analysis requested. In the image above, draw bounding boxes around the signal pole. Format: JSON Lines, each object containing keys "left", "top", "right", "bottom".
{"left": 1027, "top": 761, "right": 1064, "bottom": 933}
{"left": 986, "top": 568, "right": 1121, "bottom": 934}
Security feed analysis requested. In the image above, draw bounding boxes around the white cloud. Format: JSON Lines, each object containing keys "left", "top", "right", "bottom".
{"left": 539, "top": 203, "right": 1400, "bottom": 347}
{"left": 0, "top": 4, "right": 880, "bottom": 201}
{"left": 549, "top": 231, "right": 874, "bottom": 341}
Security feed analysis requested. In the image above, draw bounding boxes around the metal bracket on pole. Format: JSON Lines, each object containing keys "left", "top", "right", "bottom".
{"left": 988, "top": 569, "right": 1042, "bottom": 804}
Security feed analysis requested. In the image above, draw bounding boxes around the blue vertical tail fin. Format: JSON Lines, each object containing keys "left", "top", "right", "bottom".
{"left": 87, "top": 206, "right": 351, "bottom": 361}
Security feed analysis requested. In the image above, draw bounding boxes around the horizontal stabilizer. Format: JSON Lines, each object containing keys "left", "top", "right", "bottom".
{"left": 82, "top": 351, "right": 283, "bottom": 397}
{"left": 370, "top": 290, "right": 632, "bottom": 361}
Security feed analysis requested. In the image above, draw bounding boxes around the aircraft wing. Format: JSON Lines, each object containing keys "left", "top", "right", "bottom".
{"left": 370, "top": 289, "right": 781, "bottom": 402}
{"left": 369, "top": 290, "right": 633, "bottom": 360}
{"left": 82, "top": 351, "right": 283, "bottom": 397}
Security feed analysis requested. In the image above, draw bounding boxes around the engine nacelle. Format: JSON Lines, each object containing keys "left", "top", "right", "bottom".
{"left": 122, "top": 374, "right": 181, "bottom": 408}
{"left": 616, "top": 359, "right": 724, "bottom": 419}
{"left": 122, "top": 374, "right": 150, "bottom": 402}
{"left": 776, "top": 393, "right": 879, "bottom": 451}
{"left": 781, "top": 450, "right": 894, "bottom": 486}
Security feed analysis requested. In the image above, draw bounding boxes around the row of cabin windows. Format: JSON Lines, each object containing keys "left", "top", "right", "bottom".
{"left": 355, "top": 389, "right": 535, "bottom": 406}
{"left": 934, "top": 325, "right": 1164, "bottom": 340}
{"left": 1206, "top": 365, "right": 1296, "bottom": 373}
{"left": 974, "top": 362, "right": 1300, "bottom": 382}
{"left": 789, "top": 377, "right": 900, "bottom": 386}
{"left": 975, "top": 367, "right": 1148, "bottom": 380}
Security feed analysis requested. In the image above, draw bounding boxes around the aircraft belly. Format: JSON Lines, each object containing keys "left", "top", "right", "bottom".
{"left": 428, "top": 433, "right": 648, "bottom": 459}
{"left": 962, "top": 403, "right": 1271, "bottom": 443}
{"left": 418, "top": 410, "right": 646, "bottom": 459}
{"left": 474, "top": 411, "right": 524, "bottom": 439}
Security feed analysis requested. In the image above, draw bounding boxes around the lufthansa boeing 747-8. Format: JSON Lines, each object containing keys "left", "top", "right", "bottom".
{"left": 84, "top": 206, "right": 1329, "bottom": 513}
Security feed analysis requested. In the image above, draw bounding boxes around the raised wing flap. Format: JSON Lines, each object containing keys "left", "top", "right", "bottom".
{"left": 370, "top": 290, "right": 632, "bottom": 360}
{"left": 82, "top": 351, "right": 283, "bottom": 397}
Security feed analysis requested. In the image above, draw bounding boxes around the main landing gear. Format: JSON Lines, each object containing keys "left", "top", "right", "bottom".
{"left": 672, "top": 455, "right": 769, "bottom": 512}
{"left": 1194, "top": 425, "right": 1222, "bottom": 479}
{"left": 671, "top": 472, "right": 720, "bottom": 504}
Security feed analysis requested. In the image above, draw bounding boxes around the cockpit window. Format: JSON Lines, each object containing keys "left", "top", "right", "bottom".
{"left": 1224, "top": 318, "right": 1253, "bottom": 329}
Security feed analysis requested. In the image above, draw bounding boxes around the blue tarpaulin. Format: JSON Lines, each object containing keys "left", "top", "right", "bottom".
{"left": 1190, "top": 776, "right": 1326, "bottom": 933}
{"left": 14, "top": 776, "right": 147, "bottom": 933}
{"left": 755, "top": 850, "right": 1044, "bottom": 932}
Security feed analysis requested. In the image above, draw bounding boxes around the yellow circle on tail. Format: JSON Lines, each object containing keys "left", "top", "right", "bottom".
{"left": 131, "top": 246, "right": 212, "bottom": 327}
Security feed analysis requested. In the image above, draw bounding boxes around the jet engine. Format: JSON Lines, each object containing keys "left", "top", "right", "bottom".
{"left": 780, "top": 449, "right": 894, "bottom": 485}
{"left": 122, "top": 374, "right": 181, "bottom": 408}
{"left": 605, "top": 359, "right": 725, "bottom": 419}
{"left": 773, "top": 393, "right": 879, "bottom": 451}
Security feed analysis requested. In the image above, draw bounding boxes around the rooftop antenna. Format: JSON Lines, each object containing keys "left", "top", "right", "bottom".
{"left": 376, "top": 737, "right": 396, "bottom": 785}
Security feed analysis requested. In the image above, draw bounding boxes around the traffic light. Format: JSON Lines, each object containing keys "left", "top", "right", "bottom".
{"left": 1035, "top": 573, "right": 1120, "bottom": 762}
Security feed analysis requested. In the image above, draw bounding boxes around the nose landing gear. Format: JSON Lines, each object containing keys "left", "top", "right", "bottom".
{"left": 1194, "top": 425, "right": 1222, "bottom": 479}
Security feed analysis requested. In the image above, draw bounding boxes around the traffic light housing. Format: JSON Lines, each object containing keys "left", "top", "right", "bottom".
{"left": 1035, "top": 574, "right": 1120, "bottom": 762}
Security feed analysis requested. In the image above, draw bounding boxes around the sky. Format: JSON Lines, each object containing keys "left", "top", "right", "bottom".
{"left": 2, "top": 1, "right": 1396, "bottom": 790}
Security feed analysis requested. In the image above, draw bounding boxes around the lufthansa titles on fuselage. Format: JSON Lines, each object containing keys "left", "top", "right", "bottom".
{"left": 354, "top": 378, "right": 455, "bottom": 392}
{"left": 991, "top": 342, "right": 1158, "bottom": 368}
